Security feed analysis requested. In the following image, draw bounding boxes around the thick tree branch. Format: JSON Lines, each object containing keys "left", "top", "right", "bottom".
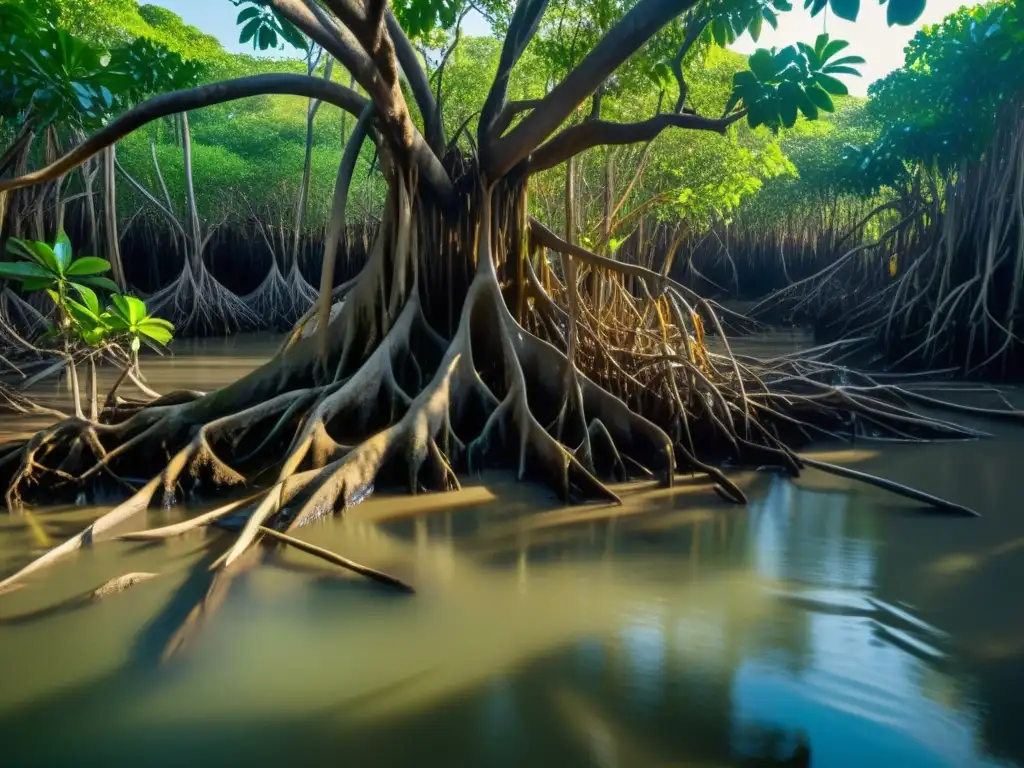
{"left": 492, "top": 99, "right": 544, "bottom": 138}
{"left": 529, "top": 110, "right": 746, "bottom": 173}
{"left": 385, "top": 10, "right": 444, "bottom": 153}
{"left": 0, "top": 75, "right": 451, "bottom": 206}
{"left": 479, "top": 0, "right": 551, "bottom": 159}
{"left": 488, "top": 0, "right": 700, "bottom": 178}
{"left": 270, "top": 0, "right": 379, "bottom": 97}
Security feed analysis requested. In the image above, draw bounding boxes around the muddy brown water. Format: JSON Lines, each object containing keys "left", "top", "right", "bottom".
{"left": 0, "top": 333, "right": 1021, "bottom": 767}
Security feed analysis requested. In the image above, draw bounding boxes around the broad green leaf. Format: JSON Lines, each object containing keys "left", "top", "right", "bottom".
{"left": 829, "top": 0, "right": 860, "bottom": 21}
{"left": 78, "top": 276, "right": 121, "bottom": 293}
{"left": 66, "top": 298, "right": 103, "bottom": 327}
{"left": 20, "top": 276, "right": 55, "bottom": 292}
{"left": 823, "top": 65, "right": 862, "bottom": 76}
{"left": 81, "top": 327, "right": 108, "bottom": 346}
{"left": 9, "top": 240, "right": 60, "bottom": 273}
{"left": 887, "top": 0, "right": 927, "bottom": 26}
{"left": 821, "top": 39, "right": 852, "bottom": 61}
{"left": 237, "top": 7, "right": 261, "bottom": 23}
{"left": 137, "top": 321, "right": 173, "bottom": 345}
{"left": 103, "top": 311, "right": 131, "bottom": 332}
{"left": 829, "top": 55, "right": 866, "bottom": 66}
{"left": 239, "top": 17, "right": 261, "bottom": 45}
{"left": 54, "top": 229, "right": 73, "bottom": 271}
{"left": 711, "top": 18, "right": 729, "bottom": 47}
{"left": 750, "top": 12, "right": 763, "bottom": 42}
{"left": 748, "top": 49, "right": 777, "bottom": 80}
{"left": 258, "top": 25, "right": 276, "bottom": 50}
{"left": 815, "top": 73, "right": 849, "bottom": 95}
{"left": 70, "top": 283, "right": 100, "bottom": 314}
{"left": 805, "top": 84, "right": 835, "bottom": 112}
{"left": 780, "top": 95, "right": 799, "bottom": 128}
{"left": 125, "top": 296, "right": 148, "bottom": 326}
{"left": 795, "top": 85, "right": 819, "bottom": 119}
{"left": 66, "top": 256, "right": 112, "bottom": 276}
{"left": 0, "top": 261, "right": 52, "bottom": 282}
{"left": 763, "top": 8, "right": 779, "bottom": 29}
{"left": 111, "top": 293, "right": 131, "bottom": 320}
{"left": 138, "top": 316, "right": 175, "bottom": 332}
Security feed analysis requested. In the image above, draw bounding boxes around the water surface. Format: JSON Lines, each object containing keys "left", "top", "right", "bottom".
{"left": 0, "top": 334, "right": 1021, "bottom": 767}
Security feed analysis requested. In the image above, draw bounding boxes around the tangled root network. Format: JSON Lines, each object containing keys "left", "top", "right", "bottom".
{"left": 0, "top": 179, "right": 1006, "bottom": 645}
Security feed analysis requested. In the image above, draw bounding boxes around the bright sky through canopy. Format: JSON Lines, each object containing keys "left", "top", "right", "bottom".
{"left": 153, "top": 0, "right": 966, "bottom": 95}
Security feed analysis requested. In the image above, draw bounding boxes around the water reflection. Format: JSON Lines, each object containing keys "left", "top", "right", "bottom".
{"left": 0, "top": 335, "right": 1022, "bottom": 767}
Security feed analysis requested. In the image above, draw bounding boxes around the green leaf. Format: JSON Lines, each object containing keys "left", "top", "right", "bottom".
{"left": 763, "top": 8, "right": 779, "bottom": 29}
{"left": 829, "top": 0, "right": 860, "bottom": 20}
{"left": 103, "top": 310, "right": 130, "bottom": 332}
{"left": 0, "top": 261, "right": 52, "bottom": 283}
{"left": 66, "top": 256, "right": 112, "bottom": 276}
{"left": 258, "top": 25, "right": 276, "bottom": 49}
{"left": 749, "top": 12, "right": 763, "bottom": 42}
{"left": 711, "top": 18, "right": 729, "bottom": 47}
{"left": 111, "top": 293, "right": 131, "bottom": 321}
{"left": 795, "top": 85, "right": 819, "bottom": 120}
{"left": 748, "top": 49, "right": 777, "bottom": 80}
{"left": 78, "top": 276, "right": 121, "bottom": 293}
{"left": 886, "top": 0, "right": 926, "bottom": 26}
{"left": 829, "top": 55, "right": 866, "bottom": 66}
{"left": 125, "top": 296, "right": 148, "bottom": 325}
{"left": 8, "top": 239, "right": 60, "bottom": 274}
{"left": 239, "top": 18, "right": 261, "bottom": 45}
{"left": 66, "top": 298, "right": 102, "bottom": 327}
{"left": 20, "top": 276, "right": 55, "bottom": 292}
{"left": 139, "top": 316, "right": 175, "bottom": 332}
{"left": 236, "top": 7, "right": 261, "bottom": 23}
{"left": 81, "top": 327, "right": 108, "bottom": 346}
{"left": 780, "top": 95, "right": 799, "bottom": 128}
{"left": 70, "top": 283, "right": 100, "bottom": 314}
{"left": 805, "top": 84, "right": 835, "bottom": 112}
{"left": 137, "top": 320, "right": 173, "bottom": 345}
{"left": 821, "top": 38, "right": 852, "bottom": 61}
{"left": 815, "top": 73, "right": 849, "bottom": 95}
{"left": 823, "top": 65, "right": 862, "bottom": 76}
{"left": 54, "top": 229, "right": 73, "bottom": 271}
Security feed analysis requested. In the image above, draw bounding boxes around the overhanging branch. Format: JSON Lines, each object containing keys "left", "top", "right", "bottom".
{"left": 0, "top": 74, "right": 451, "bottom": 206}
{"left": 529, "top": 111, "right": 746, "bottom": 173}
{"left": 487, "top": 0, "right": 700, "bottom": 178}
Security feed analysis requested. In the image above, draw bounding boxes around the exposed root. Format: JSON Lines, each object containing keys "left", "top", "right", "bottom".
{"left": 257, "top": 526, "right": 414, "bottom": 593}
{"left": 91, "top": 571, "right": 160, "bottom": 599}
{"left": 799, "top": 456, "right": 980, "bottom": 517}
{"left": 149, "top": 259, "right": 258, "bottom": 337}
{"left": 0, "top": 175, "right": 995, "bottom": 662}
